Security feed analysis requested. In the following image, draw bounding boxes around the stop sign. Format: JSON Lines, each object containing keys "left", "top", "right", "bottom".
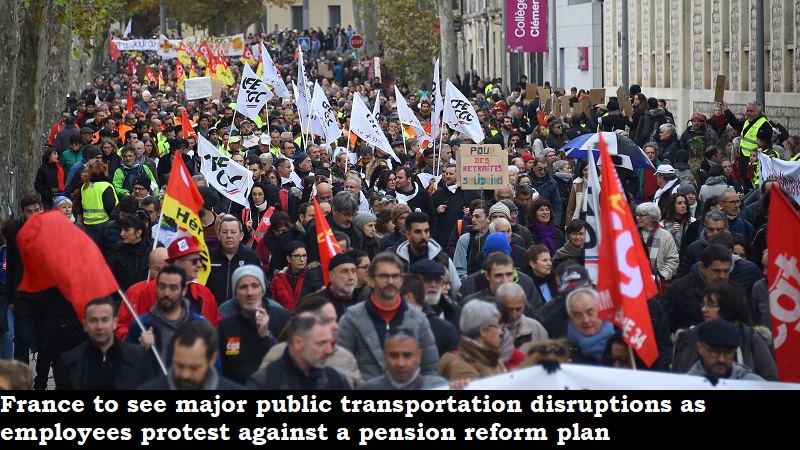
{"left": 349, "top": 34, "right": 364, "bottom": 50}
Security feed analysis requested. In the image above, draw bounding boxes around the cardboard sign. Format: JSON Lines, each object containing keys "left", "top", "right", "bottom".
{"left": 538, "top": 87, "right": 551, "bottom": 113}
{"left": 572, "top": 99, "right": 584, "bottom": 117}
{"left": 616, "top": 86, "right": 633, "bottom": 118}
{"left": 581, "top": 98, "right": 589, "bottom": 115}
{"left": 589, "top": 89, "right": 605, "bottom": 106}
{"left": 211, "top": 80, "right": 224, "bottom": 100}
{"left": 184, "top": 77, "right": 213, "bottom": 100}
{"left": 554, "top": 96, "right": 562, "bottom": 118}
{"left": 525, "top": 84, "right": 538, "bottom": 103}
{"left": 714, "top": 75, "right": 726, "bottom": 103}
{"left": 319, "top": 62, "right": 333, "bottom": 79}
{"left": 553, "top": 87, "right": 566, "bottom": 97}
{"left": 457, "top": 144, "right": 508, "bottom": 190}
{"left": 561, "top": 96, "right": 571, "bottom": 118}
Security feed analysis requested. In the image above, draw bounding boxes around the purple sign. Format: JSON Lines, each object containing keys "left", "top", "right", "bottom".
{"left": 578, "top": 46, "right": 589, "bottom": 70}
{"left": 506, "top": 0, "right": 547, "bottom": 53}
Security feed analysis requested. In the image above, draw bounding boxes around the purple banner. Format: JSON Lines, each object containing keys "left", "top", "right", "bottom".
{"left": 506, "top": 0, "right": 547, "bottom": 53}
{"left": 578, "top": 46, "right": 589, "bottom": 70}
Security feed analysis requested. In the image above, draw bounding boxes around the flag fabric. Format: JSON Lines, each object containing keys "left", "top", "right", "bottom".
{"left": 177, "top": 42, "right": 193, "bottom": 66}
{"left": 430, "top": 58, "right": 443, "bottom": 139}
{"left": 236, "top": 64, "right": 273, "bottom": 121}
{"left": 350, "top": 94, "right": 399, "bottom": 162}
{"left": 242, "top": 43, "right": 257, "bottom": 66}
{"left": 162, "top": 154, "right": 211, "bottom": 285}
{"left": 292, "top": 82, "right": 312, "bottom": 139}
{"left": 181, "top": 109, "right": 195, "bottom": 139}
{"left": 125, "top": 88, "right": 134, "bottom": 113}
{"left": 260, "top": 40, "right": 291, "bottom": 98}
{"left": 758, "top": 152, "right": 800, "bottom": 205}
{"left": 144, "top": 67, "right": 157, "bottom": 85}
{"left": 197, "top": 42, "right": 213, "bottom": 67}
{"left": 175, "top": 63, "right": 186, "bottom": 89}
{"left": 394, "top": 85, "right": 430, "bottom": 144}
{"left": 313, "top": 197, "right": 342, "bottom": 285}
{"left": 197, "top": 135, "right": 252, "bottom": 207}
{"left": 595, "top": 132, "right": 659, "bottom": 367}
{"left": 189, "top": 60, "right": 198, "bottom": 79}
{"left": 442, "top": 80, "right": 484, "bottom": 144}
{"left": 216, "top": 51, "right": 235, "bottom": 86}
{"left": 296, "top": 46, "right": 313, "bottom": 128}
{"left": 159, "top": 34, "right": 171, "bottom": 54}
{"left": 109, "top": 35, "right": 120, "bottom": 61}
{"left": 158, "top": 67, "right": 165, "bottom": 90}
{"left": 17, "top": 210, "right": 120, "bottom": 323}
{"left": 768, "top": 187, "right": 800, "bottom": 382}
{"left": 310, "top": 81, "right": 342, "bottom": 146}
{"left": 123, "top": 18, "right": 132, "bottom": 38}
{"left": 307, "top": 84, "right": 327, "bottom": 139}
{"left": 584, "top": 149, "right": 601, "bottom": 283}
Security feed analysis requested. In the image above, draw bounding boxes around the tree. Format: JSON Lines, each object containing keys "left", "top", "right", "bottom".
{"left": 373, "top": 0, "right": 439, "bottom": 88}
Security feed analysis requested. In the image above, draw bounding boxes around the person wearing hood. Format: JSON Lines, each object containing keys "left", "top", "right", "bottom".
{"left": 109, "top": 214, "right": 155, "bottom": 291}
{"left": 634, "top": 97, "right": 668, "bottom": 148}
{"left": 529, "top": 156, "right": 563, "bottom": 226}
{"left": 545, "top": 120, "right": 569, "bottom": 150}
{"left": 551, "top": 160, "right": 573, "bottom": 229}
{"left": 113, "top": 145, "right": 158, "bottom": 197}
{"left": 698, "top": 163, "right": 729, "bottom": 204}
{"left": 352, "top": 211, "right": 380, "bottom": 259}
{"left": 680, "top": 113, "right": 719, "bottom": 157}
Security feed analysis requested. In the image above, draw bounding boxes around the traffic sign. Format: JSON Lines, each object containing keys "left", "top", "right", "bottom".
{"left": 349, "top": 34, "right": 364, "bottom": 50}
{"left": 298, "top": 37, "right": 311, "bottom": 51}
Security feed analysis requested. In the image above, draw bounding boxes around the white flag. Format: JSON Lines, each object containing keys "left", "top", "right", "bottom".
{"left": 394, "top": 85, "right": 430, "bottom": 143}
{"left": 292, "top": 82, "right": 312, "bottom": 138}
{"left": 442, "top": 79, "right": 484, "bottom": 144}
{"left": 196, "top": 135, "right": 252, "bottom": 207}
{"left": 430, "top": 58, "right": 443, "bottom": 139}
{"left": 259, "top": 40, "right": 290, "bottom": 98}
{"left": 350, "top": 94, "right": 399, "bottom": 162}
{"left": 236, "top": 64, "right": 273, "bottom": 121}
{"left": 585, "top": 147, "right": 602, "bottom": 284}
{"left": 296, "top": 46, "right": 312, "bottom": 114}
{"left": 373, "top": 89, "right": 381, "bottom": 120}
{"left": 123, "top": 19, "right": 132, "bottom": 38}
{"left": 310, "top": 81, "right": 342, "bottom": 146}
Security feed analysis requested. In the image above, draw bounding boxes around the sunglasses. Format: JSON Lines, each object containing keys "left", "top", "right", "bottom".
{"left": 535, "top": 345, "right": 567, "bottom": 357}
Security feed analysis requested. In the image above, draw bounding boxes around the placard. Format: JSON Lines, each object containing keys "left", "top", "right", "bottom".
{"left": 184, "top": 77, "right": 213, "bottom": 100}
{"left": 319, "top": 62, "right": 333, "bottom": 79}
{"left": 572, "top": 98, "right": 584, "bottom": 117}
{"left": 589, "top": 89, "right": 605, "bottom": 105}
{"left": 553, "top": 87, "right": 566, "bottom": 97}
{"left": 211, "top": 80, "right": 224, "bottom": 100}
{"left": 457, "top": 144, "right": 508, "bottom": 190}
{"left": 538, "top": 87, "right": 551, "bottom": 113}
{"left": 561, "top": 96, "right": 571, "bottom": 118}
{"left": 714, "top": 75, "right": 727, "bottom": 103}
{"left": 525, "top": 84, "right": 538, "bottom": 103}
{"left": 616, "top": 86, "right": 633, "bottom": 118}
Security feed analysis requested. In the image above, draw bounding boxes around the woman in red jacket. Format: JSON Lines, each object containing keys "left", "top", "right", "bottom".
{"left": 269, "top": 241, "right": 324, "bottom": 311}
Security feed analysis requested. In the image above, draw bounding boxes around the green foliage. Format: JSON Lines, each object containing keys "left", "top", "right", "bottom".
{"left": 371, "top": 0, "right": 439, "bottom": 87}
{"left": 162, "top": 0, "right": 295, "bottom": 34}
{"left": 21, "top": 0, "right": 122, "bottom": 55}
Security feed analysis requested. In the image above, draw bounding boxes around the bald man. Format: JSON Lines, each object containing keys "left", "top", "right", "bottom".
{"left": 316, "top": 182, "right": 333, "bottom": 204}
{"left": 114, "top": 247, "right": 169, "bottom": 340}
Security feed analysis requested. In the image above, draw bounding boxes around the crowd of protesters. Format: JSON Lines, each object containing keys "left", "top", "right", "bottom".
{"left": 0, "top": 25, "right": 795, "bottom": 390}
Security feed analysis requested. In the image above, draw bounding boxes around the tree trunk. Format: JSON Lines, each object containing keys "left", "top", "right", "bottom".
{"left": 361, "top": 0, "right": 379, "bottom": 57}
{"left": 438, "top": 0, "right": 456, "bottom": 84}
{"left": 0, "top": 1, "right": 71, "bottom": 219}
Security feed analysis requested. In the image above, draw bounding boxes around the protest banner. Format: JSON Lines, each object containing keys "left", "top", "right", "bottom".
{"left": 758, "top": 152, "right": 800, "bottom": 205}
{"left": 457, "top": 144, "right": 508, "bottom": 190}
{"left": 184, "top": 77, "right": 213, "bottom": 101}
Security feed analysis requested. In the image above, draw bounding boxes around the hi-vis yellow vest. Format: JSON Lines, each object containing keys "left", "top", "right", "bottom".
{"left": 81, "top": 181, "right": 118, "bottom": 225}
{"left": 739, "top": 117, "right": 769, "bottom": 157}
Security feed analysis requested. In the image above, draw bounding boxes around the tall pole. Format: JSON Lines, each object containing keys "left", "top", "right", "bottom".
{"left": 500, "top": 1, "right": 507, "bottom": 84}
{"left": 547, "top": 0, "right": 557, "bottom": 85}
{"left": 755, "top": 0, "right": 765, "bottom": 106}
{"left": 160, "top": 0, "right": 166, "bottom": 37}
{"left": 303, "top": 0, "right": 310, "bottom": 31}
{"left": 265, "top": 1, "right": 269, "bottom": 36}
{"left": 620, "top": 0, "right": 629, "bottom": 92}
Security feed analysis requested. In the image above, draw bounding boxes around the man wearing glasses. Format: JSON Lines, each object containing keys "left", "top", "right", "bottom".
{"left": 336, "top": 253, "right": 439, "bottom": 382}
{"left": 718, "top": 188, "right": 753, "bottom": 241}
{"left": 687, "top": 319, "right": 764, "bottom": 381}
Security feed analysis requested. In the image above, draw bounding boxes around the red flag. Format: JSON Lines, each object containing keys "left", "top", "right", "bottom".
{"left": 313, "top": 197, "right": 342, "bottom": 284}
{"left": 17, "top": 210, "right": 119, "bottom": 323}
{"left": 144, "top": 67, "right": 157, "bottom": 85}
{"left": 768, "top": 188, "right": 800, "bottom": 382}
{"left": 596, "top": 132, "right": 659, "bottom": 367}
{"left": 109, "top": 35, "right": 120, "bottom": 61}
{"left": 125, "top": 88, "right": 134, "bottom": 113}
{"left": 181, "top": 108, "right": 195, "bottom": 139}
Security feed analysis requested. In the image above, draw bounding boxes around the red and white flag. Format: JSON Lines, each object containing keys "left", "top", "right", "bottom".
{"left": 768, "top": 187, "right": 800, "bottom": 382}
{"left": 313, "top": 197, "right": 342, "bottom": 285}
{"left": 596, "top": 132, "right": 659, "bottom": 367}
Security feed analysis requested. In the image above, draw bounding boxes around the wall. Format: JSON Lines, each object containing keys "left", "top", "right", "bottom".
{"left": 264, "top": 0, "right": 356, "bottom": 32}
{"left": 555, "top": 0, "right": 603, "bottom": 89}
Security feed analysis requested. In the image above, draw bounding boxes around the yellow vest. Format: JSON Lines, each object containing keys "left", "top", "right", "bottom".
{"left": 739, "top": 117, "right": 769, "bottom": 157}
{"left": 81, "top": 181, "right": 118, "bottom": 225}
{"left": 791, "top": 153, "right": 800, "bottom": 162}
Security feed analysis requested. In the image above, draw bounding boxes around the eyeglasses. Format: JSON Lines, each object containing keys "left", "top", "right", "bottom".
{"left": 535, "top": 167, "right": 547, "bottom": 171}
{"left": 372, "top": 273, "right": 402, "bottom": 281}
{"left": 357, "top": 264, "right": 370, "bottom": 270}
{"left": 291, "top": 254, "right": 308, "bottom": 259}
{"left": 185, "top": 257, "right": 202, "bottom": 266}
{"left": 535, "top": 345, "right": 567, "bottom": 357}
{"left": 700, "top": 342, "right": 736, "bottom": 358}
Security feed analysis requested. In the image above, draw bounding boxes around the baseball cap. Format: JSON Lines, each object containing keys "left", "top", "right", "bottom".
{"left": 166, "top": 236, "right": 202, "bottom": 262}
{"left": 559, "top": 264, "right": 592, "bottom": 292}
{"left": 655, "top": 164, "right": 675, "bottom": 176}
{"left": 697, "top": 319, "right": 741, "bottom": 348}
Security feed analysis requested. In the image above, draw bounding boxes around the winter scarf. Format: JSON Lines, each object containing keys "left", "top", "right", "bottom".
{"left": 568, "top": 321, "right": 615, "bottom": 363}
{"left": 533, "top": 222, "right": 556, "bottom": 255}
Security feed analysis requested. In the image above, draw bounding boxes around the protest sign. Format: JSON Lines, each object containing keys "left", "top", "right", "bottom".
{"left": 538, "top": 87, "right": 551, "bottom": 113}
{"left": 184, "top": 77, "right": 213, "bottom": 100}
{"left": 714, "top": 75, "right": 727, "bottom": 103}
{"left": 457, "top": 144, "right": 508, "bottom": 190}
{"left": 616, "top": 86, "right": 633, "bottom": 118}
{"left": 525, "top": 84, "right": 537, "bottom": 103}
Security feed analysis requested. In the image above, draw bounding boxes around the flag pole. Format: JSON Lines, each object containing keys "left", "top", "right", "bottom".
{"left": 151, "top": 210, "right": 165, "bottom": 251}
{"left": 117, "top": 289, "right": 168, "bottom": 375}
{"left": 628, "top": 345, "right": 638, "bottom": 370}
{"left": 345, "top": 120, "right": 353, "bottom": 173}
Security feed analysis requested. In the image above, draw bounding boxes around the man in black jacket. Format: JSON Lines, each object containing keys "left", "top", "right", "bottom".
{"left": 246, "top": 313, "right": 351, "bottom": 389}
{"left": 56, "top": 298, "right": 155, "bottom": 390}
{"left": 431, "top": 163, "right": 480, "bottom": 245}
{"left": 530, "top": 157, "right": 563, "bottom": 225}
{"left": 206, "top": 215, "right": 262, "bottom": 305}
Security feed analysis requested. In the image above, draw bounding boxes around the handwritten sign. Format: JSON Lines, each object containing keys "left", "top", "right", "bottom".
{"left": 457, "top": 144, "right": 508, "bottom": 190}
{"left": 184, "top": 77, "right": 213, "bottom": 100}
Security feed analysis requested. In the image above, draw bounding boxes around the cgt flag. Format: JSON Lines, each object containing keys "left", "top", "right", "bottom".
{"left": 442, "top": 79, "right": 484, "bottom": 144}
{"left": 313, "top": 196, "right": 342, "bottom": 285}
{"left": 18, "top": 210, "right": 119, "bottom": 323}
{"left": 596, "top": 132, "right": 659, "bottom": 367}
{"left": 162, "top": 154, "right": 211, "bottom": 284}
{"left": 768, "top": 188, "right": 800, "bottom": 382}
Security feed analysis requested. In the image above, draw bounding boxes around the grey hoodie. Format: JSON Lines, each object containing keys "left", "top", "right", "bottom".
{"left": 394, "top": 238, "right": 461, "bottom": 294}
{"left": 687, "top": 360, "right": 766, "bottom": 381}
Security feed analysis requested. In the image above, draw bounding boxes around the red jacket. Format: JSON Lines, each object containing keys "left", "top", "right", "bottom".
{"left": 270, "top": 270, "right": 308, "bottom": 311}
{"left": 116, "top": 279, "right": 221, "bottom": 340}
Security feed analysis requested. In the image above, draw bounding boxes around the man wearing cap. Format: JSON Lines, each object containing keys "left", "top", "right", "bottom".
{"left": 721, "top": 99, "right": 772, "bottom": 192}
{"left": 297, "top": 253, "right": 359, "bottom": 320}
{"left": 293, "top": 151, "right": 313, "bottom": 179}
{"left": 216, "top": 265, "right": 286, "bottom": 385}
{"left": 337, "top": 253, "right": 439, "bottom": 382}
{"left": 227, "top": 135, "right": 243, "bottom": 155}
{"left": 652, "top": 164, "right": 680, "bottom": 210}
{"left": 687, "top": 319, "right": 765, "bottom": 381}
{"left": 680, "top": 113, "right": 718, "bottom": 157}
{"left": 400, "top": 273, "right": 459, "bottom": 357}
{"left": 237, "top": 119, "right": 258, "bottom": 151}
{"left": 206, "top": 215, "right": 262, "bottom": 306}
{"left": 249, "top": 134, "right": 271, "bottom": 157}
{"left": 409, "top": 259, "right": 461, "bottom": 331}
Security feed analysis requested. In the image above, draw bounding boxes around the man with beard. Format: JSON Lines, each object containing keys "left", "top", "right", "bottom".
{"left": 246, "top": 312, "right": 350, "bottom": 389}
{"left": 432, "top": 163, "right": 480, "bottom": 246}
{"left": 216, "top": 266, "right": 279, "bottom": 385}
{"left": 336, "top": 253, "right": 439, "bottom": 382}
{"left": 56, "top": 298, "right": 155, "bottom": 390}
{"left": 125, "top": 265, "right": 210, "bottom": 365}
{"left": 393, "top": 166, "right": 436, "bottom": 224}
{"left": 298, "top": 254, "right": 359, "bottom": 319}
{"left": 409, "top": 260, "right": 461, "bottom": 331}
{"left": 138, "top": 321, "right": 245, "bottom": 390}
{"left": 490, "top": 115, "right": 515, "bottom": 148}
{"left": 400, "top": 273, "right": 459, "bottom": 356}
